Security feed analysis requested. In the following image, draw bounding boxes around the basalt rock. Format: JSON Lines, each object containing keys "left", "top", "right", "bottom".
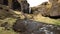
{"left": 0, "top": 0, "right": 30, "bottom": 14}
{"left": 17, "top": 0, "right": 30, "bottom": 13}
{"left": 31, "top": 2, "right": 51, "bottom": 16}
{"left": 13, "top": 19, "right": 60, "bottom": 34}
{"left": 48, "top": 0, "right": 60, "bottom": 16}
{"left": 32, "top": 0, "right": 60, "bottom": 18}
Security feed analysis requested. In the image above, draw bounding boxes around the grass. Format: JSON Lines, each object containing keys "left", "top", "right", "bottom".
{"left": 0, "top": 27, "right": 18, "bottom": 34}
{"left": 13, "top": 11, "right": 60, "bottom": 25}
{"left": 32, "top": 14, "right": 60, "bottom": 25}
{"left": 0, "top": 18, "right": 18, "bottom": 34}
{"left": 0, "top": 9, "right": 60, "bottom": 34}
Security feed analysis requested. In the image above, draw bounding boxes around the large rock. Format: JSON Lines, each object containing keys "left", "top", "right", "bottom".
{"left": 31, "top": 2, "right": 51, "bottom": 16}
{"left": 32, "top": 0, "right": 60, "bottom": 18}
{"left": 0, "top": 0, "right": 30, "bottom": 14}
{"left": 17, "top": 0, "right": 30, "bottom": 14}
{"left": 12, "top": 19, "right": 60, "bottom": 34}
{"left": 48, "top": 0, "right": 60, "bottom": 16}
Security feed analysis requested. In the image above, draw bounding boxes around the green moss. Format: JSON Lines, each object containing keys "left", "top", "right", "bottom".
{"left": 0, "top": 28, "right": 18, "bottom": 34}
{"left": 0, "top": 18, "right": 18, "bottom": 34}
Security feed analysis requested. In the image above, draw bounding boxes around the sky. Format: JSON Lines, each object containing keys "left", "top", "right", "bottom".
{"left": 27, "top": 0, "right": 48, "bottom": 7}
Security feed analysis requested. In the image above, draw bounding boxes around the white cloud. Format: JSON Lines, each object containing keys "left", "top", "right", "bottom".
{"left": 27, "top": 0, "right": 48, "bottom": 7}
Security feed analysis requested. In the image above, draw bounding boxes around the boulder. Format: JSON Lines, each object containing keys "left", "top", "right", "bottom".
{"left": 12, "top": 19, "right": 60, "bottom": 34}
{"left": 17, "top": 0, "right": 30, "bottom": 14}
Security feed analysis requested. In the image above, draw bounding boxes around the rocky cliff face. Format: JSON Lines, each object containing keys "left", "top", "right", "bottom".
{"left": 32, "top": 0, "right": 60, "bottom": 18}
{"left": 0, "top": 0, "right": 30, "bottom": 14}
{"left": 0, "top": 0, "right": 60, "bottom": 34}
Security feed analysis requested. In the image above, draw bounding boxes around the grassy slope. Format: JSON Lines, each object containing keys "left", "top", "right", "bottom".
{"left": 0, "top": 11, "right": 60, "bottom": 34}
{"left": 0, "top": 4, "right": 60, "bottom": 34}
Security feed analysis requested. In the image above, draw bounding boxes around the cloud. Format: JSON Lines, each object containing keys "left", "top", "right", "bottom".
{"left": 27, "top": 0, "right": 48, "bottom": 7}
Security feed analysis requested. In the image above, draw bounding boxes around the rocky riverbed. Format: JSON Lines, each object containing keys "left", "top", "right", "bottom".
{"left": 13, "top": 19, "right": 60, "bottom": 34}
